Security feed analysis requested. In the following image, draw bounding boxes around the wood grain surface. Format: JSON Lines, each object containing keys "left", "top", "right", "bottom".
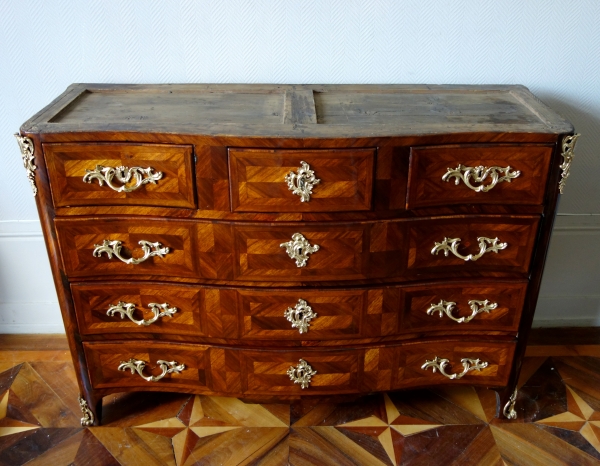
{"left": 82, "top": 339, "right": 515, "bottom": 396}
{"left": 44, "top": 143, "right": 196, "bottom": 208}
{"left": 72, "top": 280, "right": 526, "bottom": 340}
{"left": 17, "top": 83, "right": 575, "bottom": 431}
{"left": 85, "top": 342, "right": 211, "bottom": 390}
{"left": 407, "top": 144, "right": 553, "bottom": 208}
{"left": 71, "top": 283, "right": 206, "bottom": 336}
{"left": 55, "top": 217, "right": 199, "bottom": 278}
{"left": 401, "top": 280, "right": 526, "bottom": 333}
{"left": 229, "top": 148, "right": 375, "bottom": 212}
{"left": 22, "top": 84, "right": 574, "bottom": 137}
{"left": 1, "top": 334, "right": 598, "bottom": 465}
{"left": 408, "top": 215, "right": 539, "bottom": 274}
{"left": 55, "top": 216, "right": 539, "bottom": 282}
{"left": 237, "top": 288, "right": 365, "bottom": 340}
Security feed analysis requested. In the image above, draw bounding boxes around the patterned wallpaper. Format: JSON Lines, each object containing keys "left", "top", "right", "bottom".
{"left": 1, "top": 0, "right": 599, "bottom": 220}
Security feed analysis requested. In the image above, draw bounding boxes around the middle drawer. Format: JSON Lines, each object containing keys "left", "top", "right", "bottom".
{"left": 72, "top": 280, "right": 527, "bottom": 339}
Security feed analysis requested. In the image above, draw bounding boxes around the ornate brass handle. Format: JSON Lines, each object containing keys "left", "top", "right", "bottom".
{"left": 287, "top": 359, "right": 317, "bottom": 389}
{"left": 118, "top": 358, "right": 185, "bottom": 382}
{"left": 285, "top": 161, "right": 320, "bottom": 202}
{"left": 83, "top": 165, "right": 163, "bottom": 192}
{"left": 421, "top": 356, "right": 488, "bottom": 380}
{"left": 427, "top": 299, "right": 497, "bottom": 323}
{"left": 280, "top": 233, "right": 319, "bottom": 267}
{"left": 431, "top": 237, "right": 507, "bottom": 262}
{"left": 92, "top": 239, "right": 170, "bottom": 265}
{"left": 284, "top": 299, "right": 317, "bottom": 334}
{"left": 107, "top": 301, "right": 178, "bottom": 326}
{"left": 442, "top": 164, "right": 520, "bottom": 192}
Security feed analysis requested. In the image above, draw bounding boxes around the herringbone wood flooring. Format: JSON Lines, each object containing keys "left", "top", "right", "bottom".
{"left": 0, "top": 336, "right": 599, "bottom": 465}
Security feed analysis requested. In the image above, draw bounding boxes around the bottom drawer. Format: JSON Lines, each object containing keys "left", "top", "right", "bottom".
{"left": 83, "top": 340, "right": 516, "bottom": 395}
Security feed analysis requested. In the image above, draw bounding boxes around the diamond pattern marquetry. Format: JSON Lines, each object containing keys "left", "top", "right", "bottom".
{"left": 536, "top": 385, "right": 600, "bottom": 452}
{"left": 1, "top": 346, "right": 600, "bottom": 465}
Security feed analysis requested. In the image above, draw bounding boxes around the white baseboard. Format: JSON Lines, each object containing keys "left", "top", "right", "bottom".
{"left": 0, "top": 221, "right": 62, "bottom": 333}
{"left": 0, "top": 324, "right": 66, "bottom": 334}
{"left": 532, "top": 318, "right": 600, "bottom": 328}
{"left": 533, "top": 296, "right": 600, "bottom": 327}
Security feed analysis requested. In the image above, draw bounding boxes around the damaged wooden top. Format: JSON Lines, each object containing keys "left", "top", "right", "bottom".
{"left": 21, "top": 83, "right": 573, "bottom": 138}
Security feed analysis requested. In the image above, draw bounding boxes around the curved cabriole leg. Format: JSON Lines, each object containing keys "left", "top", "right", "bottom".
{"left": 78, "top": 394, "right": 102, "bottom": 426}
{"left": 502, "top": 388, "right": 518, "bottom": 420}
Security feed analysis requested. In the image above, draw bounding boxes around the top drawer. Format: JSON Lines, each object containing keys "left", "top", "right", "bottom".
{"left": 229, "top": 148, "right": 375, "bottom": 212}
{"left": 44, "top": 143, "right": 196, "bottom": 208}
{"left": 407, "top": 144, "right": 553, "bottom": 209}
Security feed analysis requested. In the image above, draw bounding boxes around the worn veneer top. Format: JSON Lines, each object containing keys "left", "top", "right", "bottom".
{"left": 21, "top": 83, "right": 573, "bottom": 138}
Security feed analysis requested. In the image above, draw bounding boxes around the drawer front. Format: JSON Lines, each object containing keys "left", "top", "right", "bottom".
{"left": 238, "top": 281, "right": 525, "bottom": 340}
{"left": 45, "top": 143, "right": 196, "bottom": 208}
{"left": 55, "top": 218, "right": 198, "bottom": 278}
{"left": 394, "top": 340, "right": 515, "bottom": 389}
{"left": 229, "top": 148, "right": 375, "bottom": 212}
{"left": 408, "top": 216, "right": 539, "bottom": 275}
{"left": 237, "top": 289, "right": 365, "bottom": 340}
{"left": 57, "top": 216, "right": 537, "bottom": 281}
{"left": 72, "top": 283, "right": 206, "bottom": 336}
{"left": 241, "top": 349, "right": 360, "bottom": 395}
{"left": 400, "top": 281, "right": 526, "bottom": 333}
{"left": 71, "top": 280, "right": 525, "bottom": 339}
{"left": 407, "top": 144, "right": 553, "bottom": 209}
{"left": 234, "top": 217, "right": 537, "bottom": 282}
{"left": 84, "top": 340, "right": 514, "bottom": 394}
{"left": 84, "top": 342, "right": 210, "bottom": 390}
{"left": 232, "top": 222, "right": 405, "bottom": 282}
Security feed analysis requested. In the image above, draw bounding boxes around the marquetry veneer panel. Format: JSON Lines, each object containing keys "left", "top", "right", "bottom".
{"left": 20, "top": 83, "right": 574, "bottom": 425}
{"left": 229, "top": 148, "right": 375, "bottom": 212}
{"left": 401, "top": 280, "right": 526, "bottom": 333}
{"left": 71, "top": 283, "right": 207, "bottom": 336}
{"left": 236, "top": 288, "right": 365, "bottom": 340}
{"left": 56, "top": 216, "right": 538, "bottom": 281}
{"left": 55, "top": 218, "right": 198, "bottom": 278}
{"left": 242, "top": 348, "right": 361, "bottom": 395}
{"left": 232, "top": 222, "right": 391, "bottom": 281}
{"left": 84, "top": 340, "right": 516, "bottom": 394}
{"left": 407, "top": 144, "right": 553, "bottom": 209}
{"left": 44, "top": 143, "right": 196, "bottom": 208}
{"left": 394, "top": 340, "right": 515, "bottom": 390}
{"left": 84, "top": 342, "right": 211, "bottom": 390}
{"left": 72, "top": 280, "right": 526, "bottom": 339}
{"left": 408, "top": 216, "right": 540, "bottom": 275}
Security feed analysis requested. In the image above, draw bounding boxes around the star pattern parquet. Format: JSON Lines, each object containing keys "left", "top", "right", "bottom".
{"left": 0, "top": 343, "right": 599, "bottom": 465}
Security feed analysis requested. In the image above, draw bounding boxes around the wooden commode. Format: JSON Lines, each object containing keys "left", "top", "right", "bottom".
{"left": 16, "top": 84, "right": 578, "bottom": 426}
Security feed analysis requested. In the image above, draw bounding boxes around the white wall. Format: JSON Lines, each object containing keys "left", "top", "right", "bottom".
{"left": 1, "top": 0, "right": 599, "bottom": 332}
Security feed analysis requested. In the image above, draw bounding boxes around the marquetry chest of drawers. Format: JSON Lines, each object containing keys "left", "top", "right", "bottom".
{"left": 17, "top": 84, "right": 577, "bottom": 426}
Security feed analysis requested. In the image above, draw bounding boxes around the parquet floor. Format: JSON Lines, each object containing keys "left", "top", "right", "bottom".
{"left": 0, "top": 338, "right": 599, "bottom": 465}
